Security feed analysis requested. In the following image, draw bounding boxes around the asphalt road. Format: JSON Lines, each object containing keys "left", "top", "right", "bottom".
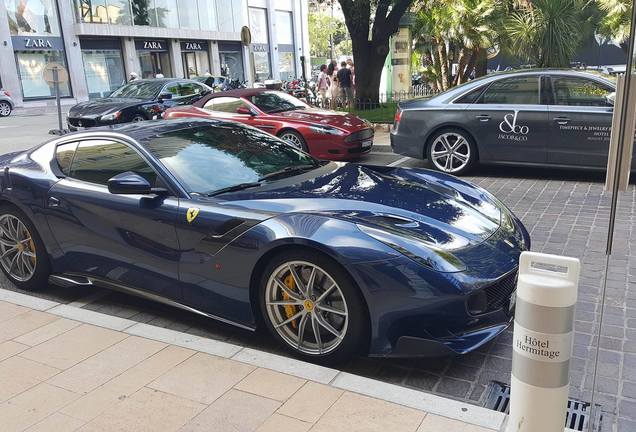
{"left": 0, "top": 112, "right": 633, "bottom": 431}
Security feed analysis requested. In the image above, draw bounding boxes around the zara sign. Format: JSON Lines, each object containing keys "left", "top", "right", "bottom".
{"left": 135, "top": 40, "right": 167, "bottom": 51}
{"left": 181, "top": 41, "right": 208, "bottom": 52}
{"left": 11, "top": 36, "right": 64, "bottom": 51}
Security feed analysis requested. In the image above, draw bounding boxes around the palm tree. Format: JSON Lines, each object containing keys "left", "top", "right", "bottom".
{"left": 505, "top": 0, "right": 587, "bottom": 67}
{"left": 596, "top": 0, "right": 632, "bottom": 46}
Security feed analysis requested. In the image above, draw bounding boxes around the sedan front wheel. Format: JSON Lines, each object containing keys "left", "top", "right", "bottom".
{"left": 260, "top": 250, "right": 367, "bottom": 364}
{"left": 427, "top": 129, "right": 476, "bottom": 175}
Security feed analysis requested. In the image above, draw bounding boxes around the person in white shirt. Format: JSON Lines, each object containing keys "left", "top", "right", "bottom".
{"left": 317, "top": 64, "right": 330, "bottom": 108}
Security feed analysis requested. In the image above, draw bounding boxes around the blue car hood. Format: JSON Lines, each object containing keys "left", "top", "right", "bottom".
{"left": 216, "top": 163, "right": 502, "bottom": 250}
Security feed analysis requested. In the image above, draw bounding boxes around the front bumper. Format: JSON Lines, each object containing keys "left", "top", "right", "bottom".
{"left": 67, "top": 116, "right": 111, "bottom": 130}
{"left": 306, "top": 128, "right": 374, "bottom": 160}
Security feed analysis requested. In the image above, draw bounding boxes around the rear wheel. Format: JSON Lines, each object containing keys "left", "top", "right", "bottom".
{"left": 0, "top": 206, "right": 49, "bottom": 290}
{"left": 0, "top": 101, "right": 11, "bottom": 117}
{"left": 427, "top": 128, "right": 476, "bottom": 175}
{"left": 259, "top": 250, "right": 367, "bottom": 364}
{"left": 131, "top": 114, "right": 146, "bottom": 122}
{"left": 278, "top": 130, "right": 308, "bottom": 152}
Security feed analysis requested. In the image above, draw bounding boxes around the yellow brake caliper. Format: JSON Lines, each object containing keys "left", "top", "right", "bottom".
{"left": 283, "top": 273, "right": 298, "bottom": 329}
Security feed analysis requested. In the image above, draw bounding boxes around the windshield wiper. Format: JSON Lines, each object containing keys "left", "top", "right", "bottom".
{"left": 205, "top": 182, "right": 263, "bottom": 197}
{"left": 258, "top": 164, "right": 317, "bottom": 181}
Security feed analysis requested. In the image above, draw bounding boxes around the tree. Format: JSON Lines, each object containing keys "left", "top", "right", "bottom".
{"left": 412, "top": 0, "right": 500, "bottom": 91}
{"left": 596, "top": 0, "right": 632, "bottom": 46}
{"left": 308, "top": 13, "right": 347, "bottom": 58}
{"left": 505, "top": 0, "right": 587, "bottom": 67}
{"left": 335, "top": 0, "right": 415, "bottom": 105}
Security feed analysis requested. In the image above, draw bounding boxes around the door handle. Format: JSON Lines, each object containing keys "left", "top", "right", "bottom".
{"left": 553, "top": 116, "right": 570, "bottom": 125}
{"left": 475, "top": 114, "right": 490, "bottom": 122}
{"left": 48, "top": 196, "right": 60, "bottom": 208}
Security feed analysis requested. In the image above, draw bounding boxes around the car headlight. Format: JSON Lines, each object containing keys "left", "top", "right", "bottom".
{"left": 309, "top": 125, "right": 346, "bottom": 136}
{"left": 100, "top": 111, "right": 121, "bottom": 122}
{"left": 356, "top": 224, "right": 466, "bottom": 272}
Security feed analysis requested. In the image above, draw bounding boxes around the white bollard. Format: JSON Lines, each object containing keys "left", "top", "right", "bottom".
{"left": 506, "top": 251, "right": 580, "bottom": 432}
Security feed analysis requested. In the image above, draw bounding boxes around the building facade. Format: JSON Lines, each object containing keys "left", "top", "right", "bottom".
{"left": 0, "top": 0, "right": 309, "bottom": 107}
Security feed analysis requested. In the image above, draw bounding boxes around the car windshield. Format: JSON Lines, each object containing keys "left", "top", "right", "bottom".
{"left": 249, "top": 91, "right": 307, "bottom": 114}
{"left": 109, "top": 81, "right": 164, "bottom": 99}
{"left": 142, "top": 124, "right": 319, "bottom": 195}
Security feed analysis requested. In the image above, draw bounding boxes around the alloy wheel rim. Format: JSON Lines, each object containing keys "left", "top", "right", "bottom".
{"left": 431, "top": 132, "right": 471, "bottom": 173}
{"left": 265, "top": 261, "right": 348, "bottom": 355}
{"left": 280, "top": 133, "right": 303, "bottom": 150}
{"left": 0, "top": 103, "right": 10, "bottom": 116}
{"left": 132, "top": 116, "right": 144, "bottom": 122}
{"left": 0, "top": 215, "right": 36, "bottom": 282}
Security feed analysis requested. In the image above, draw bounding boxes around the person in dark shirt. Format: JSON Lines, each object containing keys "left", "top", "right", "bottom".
{"left": 336, "top": 61, "right": 353, "bottom": 108}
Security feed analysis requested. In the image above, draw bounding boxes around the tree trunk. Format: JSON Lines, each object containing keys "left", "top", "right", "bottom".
{"left": 438, "top": 43, "right": 450, "bottom": 90}
{"left": 475, "top": 48, "right": 488, "bottom": 77}
{"left": 459, "top": 48, "right": 477, "bottom": 83}
{"left": 350, "top": 35, "right": 388, "bottom": 107}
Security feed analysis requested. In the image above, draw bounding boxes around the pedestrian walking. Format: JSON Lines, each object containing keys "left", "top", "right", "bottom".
{"left": 327, "top": 60, "right": 339, "bottom": 109}
{"left": 317, "top": 64, "right": 330, "bottom": 108}
{"left": 346, "top": 58, "right": 355, "bottom": 97}
{"left": 337, "top": 61, "right": 353, "bottom": 109}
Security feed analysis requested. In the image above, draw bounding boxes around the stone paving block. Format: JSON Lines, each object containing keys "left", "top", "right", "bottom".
{"left": 0, "top": 340, "right": 28, "bottom": 361}
{"left": 255, "top": 413, "right": 312, "bottom": 432}
{"left": 20, "top": 324, "right": 127, "bottom": 370}
{"left": 0, "top": 355, "right": 61, "bottom": 402}
{"left": 0, "top": 309, "right": 58, "bottom": 342}
{"left": 14, "top": 317, "right": 81, "bottom": 347}
{"left": 149, "top": 352, "right": 254, "bottom": 404}
{"left": 310, "top": 391, "right": 425, "bottom": 432}
{"left": 25, "top": 412, "right": 85, "bottom": 432}
{"left": 417, "top": 413, "right": 492, "bottom": 432}
{"left": 436, "top": 377, "right": 472, "bottom": 399}
{"left": 0, "top": 383, "right": 79, "bottom": 432}
{"left": 76, "top": 387, "right": 204, "bottom": 432}
{"left": 235, "top": 367, "right": 305, "bottom": 402}
{"left": 277, "top": 381, "right": 343, "bottom": 424}
{"left": 180, "top": 389, "right": 280, "bottom": 432}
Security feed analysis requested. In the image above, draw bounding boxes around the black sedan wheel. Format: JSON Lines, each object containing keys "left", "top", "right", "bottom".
{"left": 0, "top": 101, "right": 11, "bottom": 117}
{"left": 278, "top": 130, "right": 308, "bottom": 152}
{"left": 131, "top": 114, "right": 146, "bottom": 122}
{"left": 260, "top": 250, "right": 367, "bottom": 363}
{"left": 0, "top": 206, "right": 49, "bottom": 290}
{"left": 427, "top": 129, "right": 476, "bottom": 175}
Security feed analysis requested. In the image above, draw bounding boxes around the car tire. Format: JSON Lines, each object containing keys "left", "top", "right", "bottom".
{"left": 0, "top": 101, "right": 12, "bottom": 117}
{"left": 426, "top": 128, "right": 476, "bottom": 175}
{"left": 259, "top": 249, "right": 367, "bottom": 364}
{"left": 131, "top": 114, "right": 146, "bottom": 122}
{"left": 0, "top": 205, "right": 50, "bottom": 291}
{"left": 278, "top": 130, "right": 309, "bottom": 152}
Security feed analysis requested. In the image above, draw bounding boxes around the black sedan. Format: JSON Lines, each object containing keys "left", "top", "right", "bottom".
{"left": 391, "top": 69, "right": 635, "bottom": 175}
{"left": 67, "top": 78, "right": 211, "bottom": 130}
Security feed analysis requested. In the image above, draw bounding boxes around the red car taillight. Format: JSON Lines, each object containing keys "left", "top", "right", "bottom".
{"left": 394, "top": 108, "right": 402, "bottom": 124}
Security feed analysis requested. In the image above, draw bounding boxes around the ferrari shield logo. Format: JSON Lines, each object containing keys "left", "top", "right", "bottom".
{"left": 186, "top": 207, "right": 200, "bottom": 223}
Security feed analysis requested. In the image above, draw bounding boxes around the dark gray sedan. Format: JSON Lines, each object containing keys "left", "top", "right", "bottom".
{"left": 391, "top": 69, "right": 632, "bottom": 175}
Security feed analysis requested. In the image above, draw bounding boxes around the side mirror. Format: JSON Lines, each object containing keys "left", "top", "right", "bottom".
{"left": 236, "top": 106, "right": 255, "bottom": 115}
{"left": 108, "top": 172, "right": 152, "bottom": 194}
{"left": 158, "top": 93, "right": 173, "bottom": 101}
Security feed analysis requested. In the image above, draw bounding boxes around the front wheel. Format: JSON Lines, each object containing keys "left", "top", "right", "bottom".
{"left": 0, "top": 206, "right": 50, "bottom": 290}
{"left": 259, "top": 250, "right": 367, "bottom": 364}
{"left": 427, "top": 129, "right": 476, "bottom": 175}
{"left": 278, "top": 130, "right": 308, "bottom": 152}
{"left": 131, "top": 114, "right": 146, "bottom": 122}
{"left": 0, "top": 101, "right": 11, "bottom": 117}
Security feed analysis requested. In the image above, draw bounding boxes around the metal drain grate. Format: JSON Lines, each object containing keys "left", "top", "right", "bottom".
{"left": 483, "top": 381, "right": 602, "bottom": 432}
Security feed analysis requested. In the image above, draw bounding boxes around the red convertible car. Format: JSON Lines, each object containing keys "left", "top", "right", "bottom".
{"left": 163, "top": 89, "right": 374, "bottom": 160}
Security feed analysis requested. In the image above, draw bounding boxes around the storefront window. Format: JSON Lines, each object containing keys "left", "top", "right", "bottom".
{"left": 138, "top": 51, "right": 171, "bottom": 78}
{"left": 279, "top": 52, "right": 295, "bottom": 81}
{"left": 249, "top": 7, "right": 269, "bottom": 44}
{"left": 219, "top": 43, "right": 245, "bottom": 81}
{"left": 106, "top": 0, "right": 132, "bottom": 25}
{"left": 82, "top": 49, "right": 125, "bottom": 98}
{"left": 198, "top": 0, "right": 217, "bottom": 31}
{"left": 4, "top": 0, "right": 61, "bottom": 36}
{"left": 15, "top": 51, "right": 71, "bottom": 99}
{"left": 131, "top": 0, "right": 151, "bottom": 25}
{"left": 276, "top": 11, "right": 293, "bottom": 45}
{"left": 177, "top": 0, "right": 199, "bottom": 29}
{"left": 253, "top": 51, "right": 271, "bottom": 81}
{"left": 150, "top": 0, "right": 178, "bottom": 28}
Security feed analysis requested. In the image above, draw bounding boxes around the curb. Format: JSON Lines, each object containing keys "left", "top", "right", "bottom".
{"left": 0, "top": 287, "right": 505, "bottom": 430}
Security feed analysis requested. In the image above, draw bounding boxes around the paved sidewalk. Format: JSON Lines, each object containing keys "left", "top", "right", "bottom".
{"left": 0, "top": 293, "right": 500, "bottom": 432}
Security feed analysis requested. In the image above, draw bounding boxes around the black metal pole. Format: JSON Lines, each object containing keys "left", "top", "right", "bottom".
{"left": 54, "top": 68, "right": 62, "bottom": 132}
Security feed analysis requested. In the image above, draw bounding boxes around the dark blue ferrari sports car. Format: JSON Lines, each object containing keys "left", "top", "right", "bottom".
{"left": 0, "top": 119, "right": 529, "bottom": 362}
